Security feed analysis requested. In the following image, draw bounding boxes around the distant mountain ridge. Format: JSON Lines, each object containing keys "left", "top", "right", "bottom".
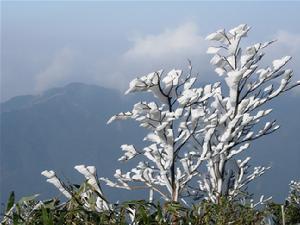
{"left": 1, "top": 82, "right": 299, "bottom": 205}
{"left": 0, "top": 83, "right": 146, "bottom": 204}
{"left": 1, "top": 83, "right": 118, "bottom": 113}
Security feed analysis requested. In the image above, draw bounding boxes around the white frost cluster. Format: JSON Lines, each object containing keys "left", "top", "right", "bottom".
{"left": 103, "top": 24, "right": 299, "bottom": 204}
{"left": 118, "top": 144, "right": 138, "bottom": 161}
{"left": 288, "top": 180, "right": 300, "bottom": 205}
{"left": 42, "top": 165, "right": 111, "bottom": 212}
{"left": 41, "top": 170, "right": 72, "bottom": 199}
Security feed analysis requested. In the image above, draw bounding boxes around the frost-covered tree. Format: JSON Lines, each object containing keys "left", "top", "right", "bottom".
{"left": 102, "top": 66, "right": 221, "bottom": 203}
{"left": 101, "top": 24, "right": 299, "bottom": 204}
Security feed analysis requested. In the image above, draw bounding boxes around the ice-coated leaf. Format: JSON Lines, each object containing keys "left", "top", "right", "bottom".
{"left": 118, "top": 144, "right": 137, "bottom": 161}
{"left": 183, "top": 77, "right": 196, "bottom": 90}
{"left": 41, "top": 170, "right": 55, "bottom": 178}
{"left": 227, "top": 143, "right": 250, "bottom": 158}
{"left": 272, "top": 56, "right": 291, "bottom": 71}
{"left": 41, "top": 170, "right": 72, "bottom": 199}
{"left": 206, "top": 47, "right": 221, "bottom": 54}
{"left": 205, "top": 29, "right": 225, "bottom": 41}
{"left": 261, "top": 40, "right": 276, "bottom": 49}
{"left": 162, "top": 69, "right": 182, "bottom": 88}
{"left": 228, "top": 24, "right": 249, "bottom": 37}
{"left": 210, "top": 54, "right": 223, "bottom": 66}
{"left": 174, "top": 107, "right": 184, "bottom": 118}
{"left": 215, "top": 67, "right": 226, "bottom": 76}
{"left": 144, "top": 133, "right": 161, "bottom": 144}
{"left": 107, "top": 112, "right": 132, "bottom": 124}
{"left": 263, "top": 84, "right": 273, "bottom": 92}
{"left": 191, "top": 108, "right": 205, "bottom": 121}
{"left": 74, "top": 165, "right": 104, "bottom": 195}
{"left": 74, "top": 165, "right": 96, "bottom": 177}
{"left": 125, "top": 70, "right": 163, "bottom": 95}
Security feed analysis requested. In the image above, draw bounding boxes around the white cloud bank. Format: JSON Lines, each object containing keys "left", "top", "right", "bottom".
{"left": 35, "top": 47, "right": 75, "bottom": 92}
{"left": 32, "top": 23, "right": 300, "bottom": 96}
{"left": 124, "top": 22, "right": 207, "bottom": 60}
{"left": 90, "top": 22, "right": 211, "bottom": 93}
{"left": 119, "top": 24, "right": 300, "bottom": 95}
{"left": 275, "top": 30, "right": 300, "bottom": 55}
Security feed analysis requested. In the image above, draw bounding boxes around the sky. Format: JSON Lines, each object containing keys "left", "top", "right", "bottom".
{"left": 1, "top": 1, "right": 300, "bottom": 102}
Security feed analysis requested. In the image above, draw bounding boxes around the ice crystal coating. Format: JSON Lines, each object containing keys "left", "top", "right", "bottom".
{"left": 288, "top": 180, "right": 300, "bottom": 205}
{"left": 103, "top": 24, "right": 299, "bottom": 203}
{"left": 41, "top": 166, "right": 111, "bottom": 212}
{"left": 41, "top": 170, "right": 72, "bottom": 199}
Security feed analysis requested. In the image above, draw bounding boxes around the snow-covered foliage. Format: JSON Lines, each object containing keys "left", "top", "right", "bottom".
{"left": 41, "top": 170, "right": 72, "bottom": 199}
{"left": 1, "top": 194, "right": 42, "bottom": 225}
{"left": 42, "top": 165, "right": 111, "bottom": 212}
{"left": 102, "top": 24, "right": 299, "bottom": 203}
{"left": 288, "top": 180, "right": 300, "bottom": 205}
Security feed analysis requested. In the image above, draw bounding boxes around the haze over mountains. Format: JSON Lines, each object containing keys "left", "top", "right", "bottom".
{"left": 1, "top": 82, "right": 299, "bottom": 204}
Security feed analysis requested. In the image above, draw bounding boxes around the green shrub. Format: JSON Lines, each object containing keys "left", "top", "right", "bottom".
{"left": 1, "top": 193, "right": 269, "bottom": 225}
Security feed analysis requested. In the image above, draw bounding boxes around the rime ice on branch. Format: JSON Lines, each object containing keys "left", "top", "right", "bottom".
{"left": 102, "top": 24, "right": 300, "bottom": 203}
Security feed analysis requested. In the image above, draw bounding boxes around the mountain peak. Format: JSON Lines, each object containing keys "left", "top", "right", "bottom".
{"left": 1, "top": 83, "right": 120, "bottom": 113}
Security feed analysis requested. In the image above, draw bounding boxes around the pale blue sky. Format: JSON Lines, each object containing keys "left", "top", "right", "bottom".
{"left": 2, "top": 1, "right": 300, "bottom": 101}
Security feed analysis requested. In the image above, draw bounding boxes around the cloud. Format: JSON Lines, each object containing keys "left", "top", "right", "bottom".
{"left": 35, "top": 47, "right": 75, "bottom": 92}
{"left": 89, "top": 23, "right": 212, "bottom": 93}
{"left": 123, "top": 22, "right": 207, "bottom": 62}
{"left": 271, "top": 31, "right": 300, "bottom": 94}
{"left": 275, "top": 30, "right": 300, "bottom": 55}
{"left": 91, "top": 22, "right": 211, "bottom": 92}
{"left": 33, "top": 25, "right": 300, "bottom": 97}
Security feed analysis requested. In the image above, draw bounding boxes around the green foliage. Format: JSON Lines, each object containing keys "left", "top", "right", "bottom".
{"left": 194, "top": 198, "right": 265, "bottom": 225}
{"left": 5, "top": 192, "right": 14, "bottom": 214}
{"left": 2, "top": 182, "right": 299, "bottom": 224}
{"left": 1, "top": 194, "right": 270, "bottom": 225}
{"left": 266, "top": 202, "right": 300, "bottom": 225}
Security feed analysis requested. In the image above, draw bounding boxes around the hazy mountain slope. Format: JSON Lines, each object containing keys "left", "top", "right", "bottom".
{"left": 0, "top": 83, "right": 146, "bottom": 203}
{"left": 1, "top": 83, "right": 299, "bottom": 205}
